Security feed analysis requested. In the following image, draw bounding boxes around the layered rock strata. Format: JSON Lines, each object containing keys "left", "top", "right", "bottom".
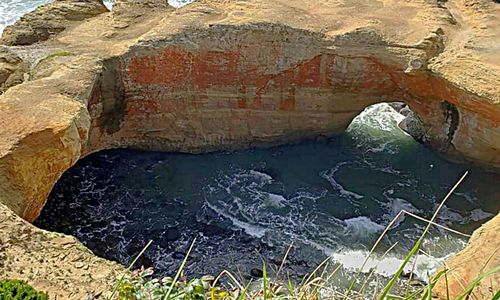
{"left": 0, "top": 0, "right": 499, "bottom": 298}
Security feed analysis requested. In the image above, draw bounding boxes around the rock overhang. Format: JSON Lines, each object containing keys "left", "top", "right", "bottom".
{"left": 0, "top": 0, "right": 499, "bottom": 298}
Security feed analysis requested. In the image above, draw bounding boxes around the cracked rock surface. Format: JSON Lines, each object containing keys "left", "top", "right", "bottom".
{"left": 0, "top": 0, "right": 499, "bottom": 298}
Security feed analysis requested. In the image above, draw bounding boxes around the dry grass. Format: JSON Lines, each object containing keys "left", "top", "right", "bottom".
{"left": 102, "top": 172, "right": 499, "bottom": 300}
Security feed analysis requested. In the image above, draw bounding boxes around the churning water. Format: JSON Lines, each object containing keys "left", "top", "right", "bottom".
{"left": 4, "top": 0, "right": 500, "bottom": 292}
{"left": 35, "top": 103, "right": 500, "bottom": 289}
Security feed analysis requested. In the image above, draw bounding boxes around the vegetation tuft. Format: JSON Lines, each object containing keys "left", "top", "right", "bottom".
{"left": 28, "top": 50, "right": 73, "bottom": 80}
{"left": 81, "top": 172, "right": 484, "bottom": 300}
{"left": 101, "top": 171, "right": 499, "bottom": 300}
{"left": 0, "top": 280, "right": 48, "bottom": 300}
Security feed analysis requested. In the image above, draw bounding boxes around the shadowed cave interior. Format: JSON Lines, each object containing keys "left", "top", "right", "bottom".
{"left": 34, "top": 102, "right": 500, "bottom": 290}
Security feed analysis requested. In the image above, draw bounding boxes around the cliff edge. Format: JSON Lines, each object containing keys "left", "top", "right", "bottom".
{"left": 0, "top": 0, "right": 499, "bottom": 298}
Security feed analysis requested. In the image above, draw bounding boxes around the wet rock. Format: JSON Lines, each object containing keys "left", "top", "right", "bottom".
{"left": 135, "top": 255, "right": 154, "bottom": 269}
{"left": 399, "top": 110, "right": 426, "bottom": 142}
{"left": 172, "top": 252, "right": 185, "bottom": 260}
{"left": 399, "top": 105, "right": 413, "bottom": 117}
{"left": 165, "top": 227, "right": 180, "bottom": 241}
{"left": 387, "top": 102, "right": 406, "bottom": 112}
{"left": 105, "top": 235, "right": 120, "bottom": 247}
{"left": 126, "top": 243, "right": 142, "bottom": 256}
{"left": 201, "top": 224, "right": 226, "bottom": 237}
{"left": 156, "top": 239, "right": 168, "bottom": 250}
{"left": 250, "top": 268, "right": 264, "bottom": 278}
{"left": 409, "top": 279, "right": 426, "bottom": 287}
{"left": 238, "top": 235, "right": 254, "bottom": 244}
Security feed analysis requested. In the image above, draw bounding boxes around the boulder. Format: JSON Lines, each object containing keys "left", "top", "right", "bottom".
{"left": 0, "top": 0, "right": 108, "bottom": 46}
{"left": 399, "top": 110, "right": 426, "bottom": 142}
{"left": 0, "top": 47, "right": 28, "bottom": 92}
{"left": 433, "top": 214, "right": 500, "bottom": 299}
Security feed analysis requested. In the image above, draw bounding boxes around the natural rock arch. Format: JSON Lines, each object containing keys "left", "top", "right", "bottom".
{"left": 0, "top": 0, "right": 499, "bottom": 298}
{"left": 86, "top": 25, "right": 470, "bottom": 158}
{"left": 2, "top": 22, "right": 500, "bottom": 224}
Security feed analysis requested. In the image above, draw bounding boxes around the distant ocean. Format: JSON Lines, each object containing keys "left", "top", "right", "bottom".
{"left": 0, "top": 0, "right": 193, "bottom": 34}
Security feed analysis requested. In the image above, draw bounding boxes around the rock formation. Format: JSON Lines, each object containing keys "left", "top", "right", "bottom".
{"left": 434, "top": 212, "right": 500, "bottom": 300}
{"left": 0, "top": 0, "right": 108, "bottom": 46}
{"left": 0, "top": 203, "right": 124, "bottom": 298}
{"left": 0, "top": 0, "right": 499, "bottom": 298}
{"left": 0, "top": 47, "right": 28, "bottom": 92}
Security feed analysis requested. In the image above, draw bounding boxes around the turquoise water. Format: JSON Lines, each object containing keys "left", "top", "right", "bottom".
{"left": 35, "top": 103, "right": 500, "bottom": 290}
{"left": 0, "top": 0, "right": 50, "bottom": 33}
{"left": 5, "top": 0, "right": 500, "bottom": 293}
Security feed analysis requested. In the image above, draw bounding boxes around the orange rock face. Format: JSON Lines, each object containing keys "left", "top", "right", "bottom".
{"left": 0, "top": 0, "right": 499, "bottom": 298}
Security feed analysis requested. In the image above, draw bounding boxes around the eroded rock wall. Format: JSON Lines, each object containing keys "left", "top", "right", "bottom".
{"left": 0, "top": 0, "right": 499, "bottom": 298}
{"left": 85, "top": 25, "right": 500, "bottom": 174}
{"left": 0, "top": 203, "right": 124, "bottom": 298}
{"left": 87, "top": 26, "right": 405, "bottom": 153}
{"left": 0, "top": 0, "right": 108, "bottom": 46}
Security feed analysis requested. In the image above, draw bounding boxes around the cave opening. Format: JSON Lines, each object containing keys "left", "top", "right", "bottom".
{"left": 34, "top": 101, "right": 500, "bottom": 291}
{"left": 441, "top": 101, "right": 460, "bottom": 147}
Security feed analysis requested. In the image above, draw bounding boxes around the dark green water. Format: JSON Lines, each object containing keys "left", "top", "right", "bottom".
{"left": 35, "top": 104, "right": 500, "bottom": 289}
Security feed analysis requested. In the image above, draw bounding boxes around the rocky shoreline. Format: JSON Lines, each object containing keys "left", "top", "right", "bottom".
{"left": 0, "top": 0, "right": 499, "bottom": 298}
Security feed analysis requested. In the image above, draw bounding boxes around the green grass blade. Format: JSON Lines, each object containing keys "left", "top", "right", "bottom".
{"left": 378, "top": 172, "right": 468, "bottom": 299}
{"left": 492, "top": 289, "right": 500, "bottom": 300}
{"left": 425, "top": 275, "right": 432, "bottom": 300}
{"left": 379, "top": 238, "right": 423, "bottom": 299}
{"left": 287, "top": 273, "right": 295, "bottom": 297}
{"left": 238, "top": 280, "right": 253, "bottom": 300}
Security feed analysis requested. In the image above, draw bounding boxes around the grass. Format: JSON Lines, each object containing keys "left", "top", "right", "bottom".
{"left": 103, "top": 171, "right": 499, "bottom": 300}
{"left": 35, "top": 50, "right": 73, "bottom": 67}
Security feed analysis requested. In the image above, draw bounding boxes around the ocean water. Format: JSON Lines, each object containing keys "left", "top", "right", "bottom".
{"left": 0, "top": 0, "right": 49, "bottom": 33}
{"left": 35, "top": 103, "right": 500, "bottom": 292}
{"left": 0, "top": 0, "right": 192, "bottom": 33}
{"left": 5, "top": 0, "right": 500, "bottom": 294}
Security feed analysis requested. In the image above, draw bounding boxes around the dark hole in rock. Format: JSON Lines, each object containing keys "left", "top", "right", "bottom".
{"left": 442, "top": 101, "right": 460, "bottom": 146}
{"left": 34, "top": 103, "right": 500, "bottom": 291}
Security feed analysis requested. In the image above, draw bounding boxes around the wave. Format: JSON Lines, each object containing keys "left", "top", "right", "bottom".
{"left": 248, "top": 170, "right": 273, "bottom": 182}
{"left": 343, "top": 216, "right": 385, "bottom": 237}
{"left": 468, "top": 208, "right": 494, "bottom": 222}
{"left": 320, "top": 162, "right": 364, "bottom": 202}
{"left": 330, "top": 249, "right": 450, "bottom": 279}
{"left": 346, "top": 103, "right": 412, "bottom": 155}
{"left": 348, "top": 103, "right": 406, "bottom": 133}
{"left": 380, "top": 189, "right": 420, "bottom": 227}
{"left": 205, "top": 201, "right": 267, "bottom": 238}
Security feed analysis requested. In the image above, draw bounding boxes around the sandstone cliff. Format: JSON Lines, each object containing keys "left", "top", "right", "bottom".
{"left": 0, "top": 0, "right": 499, "bottom": 298}
{"left": 0, "top": 47, "right": 28, "bottom": 92}
{"left": 0, "top": 0, "right": 108, "bottom": 46}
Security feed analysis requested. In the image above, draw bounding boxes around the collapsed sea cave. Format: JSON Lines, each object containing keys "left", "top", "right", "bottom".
{"left": 1, "top": 0, "right": 500, "bottom": 298}
{"left": 34, "top": 102, "right": 500, "bottom": 290}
